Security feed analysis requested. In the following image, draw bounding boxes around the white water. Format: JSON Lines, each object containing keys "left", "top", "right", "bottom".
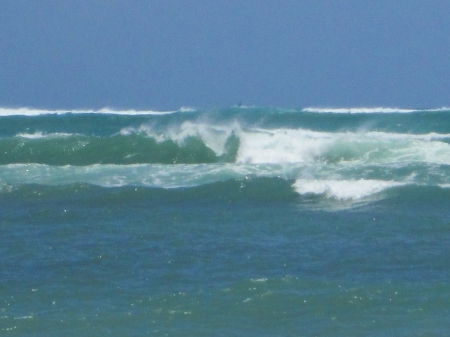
{"left": 117, "top": 117, "right": 450, "bottom": 166}
{"left": 16, "top": 132, "right": 77, "bottom": 139}
{"left": 234, "top": 128, "right": 450, "bottom": 166}
{"left": 292, "top": 179, "right": 404, "bottom": 200}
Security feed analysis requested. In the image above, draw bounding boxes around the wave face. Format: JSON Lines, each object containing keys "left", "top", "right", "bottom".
{"left": 1, "top": 106, "right": 450, "bottom": 204}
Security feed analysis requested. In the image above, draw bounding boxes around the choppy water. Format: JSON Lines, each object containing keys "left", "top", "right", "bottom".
{"left": 1, "top": 106, "right": 450, "bottom": 336}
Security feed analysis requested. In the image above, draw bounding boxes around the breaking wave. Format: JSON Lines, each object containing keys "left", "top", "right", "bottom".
{"left": 1, "top": 106, "right": 450, "bottom": 205}
{"left": 3, "top": 123, "right": 450, "bottom": 166}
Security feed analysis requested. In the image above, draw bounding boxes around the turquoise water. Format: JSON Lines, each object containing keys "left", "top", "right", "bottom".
{"left": 1, "top": 107, "right": 450, "bottom": 336}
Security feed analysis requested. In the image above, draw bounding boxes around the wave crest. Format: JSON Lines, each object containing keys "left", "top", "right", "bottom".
{"left": 303, "top": 107, "right": 450, "bottom": 114}
{"left": 292, "top": 179, "right": 403, "bottom": 200}
{"left": 0, "top": 107, "right": 179, "bottom": 116}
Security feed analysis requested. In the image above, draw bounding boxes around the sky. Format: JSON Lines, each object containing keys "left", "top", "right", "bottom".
{"left": 1, "top": 0, "right": 450, "bottom": 110}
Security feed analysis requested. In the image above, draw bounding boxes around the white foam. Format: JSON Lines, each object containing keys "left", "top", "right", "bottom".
{"left": 119, "top": 121, "right": 450, "bottom": 166}
{"left": 236, "top": 128, "right": 333, "bottom": 164}
{"left": 0, "top": 163, "right": 292, "bottom": 189}
{"left": 354, "top": 132, "right": 450, "bottom": 165}
{"left": 364, "top": 131, "right": 450, "bottom": 141}
{"left": 236, "top": 128, "right": 450, "bottom": 165}
{"left": 303, "top": 107, "right": 450, "bottom": 114}
{"left": 0, "top": 107, "right": 178, "bottom": 116}
{"left": 0, "top": 163, "right": 446, "bottom": 197}
{"left": 15, "top": 132, "right": 76, "bottom": 139}
{"left": 95, "top": 108, "right": 177, "bottom": 115}
{"left": 292, "top": 179, "right": 403, "bottom": 200}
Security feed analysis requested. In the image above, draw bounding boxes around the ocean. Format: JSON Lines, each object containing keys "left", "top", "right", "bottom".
{"left": 1, "top": 106, "right": 450, "bottom": 336}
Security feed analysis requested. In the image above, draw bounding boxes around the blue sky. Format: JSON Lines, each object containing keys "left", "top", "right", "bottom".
{"left": 1, "top": 0, "right": 449, "bottom": 110}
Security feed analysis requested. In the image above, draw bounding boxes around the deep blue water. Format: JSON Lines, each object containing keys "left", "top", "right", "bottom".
{"left": 1, "top": 106, "right": 450, "bottom": 336}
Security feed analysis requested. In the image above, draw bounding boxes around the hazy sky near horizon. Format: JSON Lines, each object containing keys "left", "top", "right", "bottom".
{"left": 1, "top": 0, "right": 450, "bottom": 110}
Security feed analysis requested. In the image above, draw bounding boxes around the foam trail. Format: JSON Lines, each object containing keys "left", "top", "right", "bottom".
{"left": 0, "top": 163, "right": 265, "bottom": 189}
{"left": 292, "top": 179, "right": 403, "bottom": 200}
{"left": 15, "top": 132, "right": 77, "bottom": 139}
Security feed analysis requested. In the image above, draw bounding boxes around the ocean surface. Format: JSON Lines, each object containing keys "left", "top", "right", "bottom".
{"left": 1, "top": 106, "right": 450, "bottom": 336}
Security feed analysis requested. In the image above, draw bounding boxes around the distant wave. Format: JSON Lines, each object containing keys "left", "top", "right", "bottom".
{"left": 303, "top": 107, "right": 450, "bottom": 114}
{"left": 16, "top": 132, "right": 77, "bottom": 139}
{"left": 0, "top": 107, "right": 179, "bottom": 116}
{"left": 3, "top": 106, "right": 449, "bottom": 116}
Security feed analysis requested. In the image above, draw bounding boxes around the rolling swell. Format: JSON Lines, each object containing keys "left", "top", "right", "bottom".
{"left": 0, "top": 178, "right": 298, "bottom": 203}
{"left": 0, "top": 133, "right": 240, "bottom": 165}
{"left": 4, "top": 177, "right": 447, "bottom": 205}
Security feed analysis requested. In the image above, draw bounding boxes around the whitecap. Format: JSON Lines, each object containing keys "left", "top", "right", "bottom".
{"left": 292, "top": 179, "right": 403, "bottom": 200}
{"left": 302, "top": 107, "right": 450, "bottom": 114}
{"left": 15, "top": 132, "right": 77, "bottom": 139}
{"left": 0, "top": 107, "right": 179, "bottom": 117}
